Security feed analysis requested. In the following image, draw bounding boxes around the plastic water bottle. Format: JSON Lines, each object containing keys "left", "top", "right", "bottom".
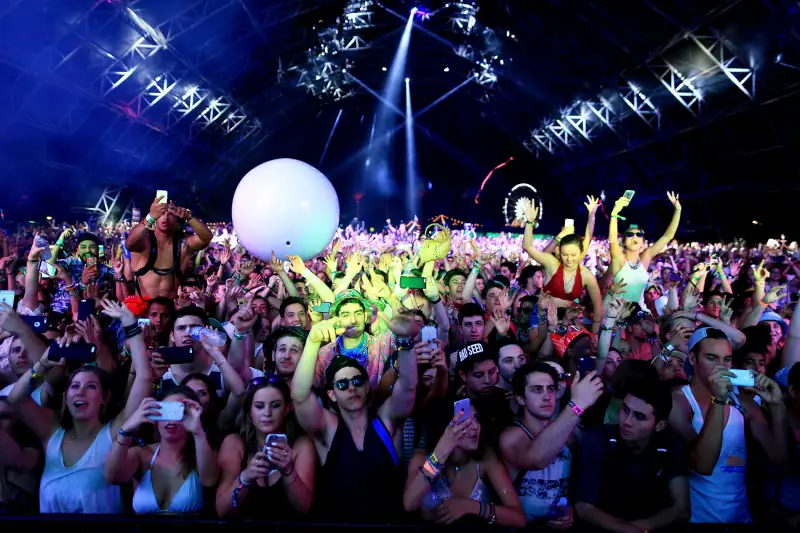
{"left": 35, "top": 236, "right": 51, "bottom": 261}
{"left": 188, "top": 326, "right": 227, "bottom": 346}
{"left": 548, "top": 496, "right": 569, "bottom": 520}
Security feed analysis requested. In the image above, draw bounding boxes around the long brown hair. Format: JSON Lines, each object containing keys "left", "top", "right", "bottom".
{"left": 237, "top": 376, "right": 299, "bottom": 454}
{"left": 59, "top": 366, "right": 113, "bottom": 431}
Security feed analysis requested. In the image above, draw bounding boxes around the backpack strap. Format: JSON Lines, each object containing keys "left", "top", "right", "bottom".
{"left": 372, "top": 417, "right": 399, "bottom": 467}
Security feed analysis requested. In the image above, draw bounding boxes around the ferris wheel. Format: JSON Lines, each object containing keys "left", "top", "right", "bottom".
{"left": 503, "top": 183, "right": 543, "bottom": 227}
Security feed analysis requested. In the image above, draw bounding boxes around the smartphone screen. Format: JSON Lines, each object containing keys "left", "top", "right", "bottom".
{"left": 156, "top": 190, "right": 168, "bottom": 204}
{"left": 98, "top": 245, "right": 105, "bottom": 258}
{"left": 623, "top": 190, "right": 636, "bottom": 201}
{"left": 577, "top": 356, "right": 595, "bottom": 378}
{"left": 0, "top": 289, "right": 15, "bottom": 308}
{"left": 148, "top": 401, "right": 185, "bottom": 422}
{"left": 421, "top": 325, "right": 437, "bottom": 343}
{"left": 38, "top": 261, "right": 57, "bottom": 278}
{"left": 564, "top": 218, "right": 575, "bottom": 228}
{"left": 264, "top": 433, "right": 288, "bottom": 452}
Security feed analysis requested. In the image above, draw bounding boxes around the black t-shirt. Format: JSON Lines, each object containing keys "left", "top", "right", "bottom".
{"left": 575, "top": 425, "right": 687, "bottom": 521}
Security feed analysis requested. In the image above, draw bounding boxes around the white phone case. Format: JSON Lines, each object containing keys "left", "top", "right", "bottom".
{"left": 149, "top": 401, "right": 184, "bottom": 422}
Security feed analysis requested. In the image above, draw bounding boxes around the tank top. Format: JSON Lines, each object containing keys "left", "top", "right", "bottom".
{"left": 510, "top": 422, "right": 571, "bottom": 522}
{"left": 132, "top": 446, "right": 204, "bottom": 514}
{"left": 613, "top": 261, "right": 648, "bottom": 306}
{"left": 542, "top": 265, "right": 583, "bottom": 302}
{"left": 680, "top": 385, "right": 751, "bottom": 523}
{"left": 421, "top": 461, "right": 491, "bottom": 512}
{"left": 315, "top": 416, "right": 402, "bottom": 523}
{"left": 39, "top": 423, "right": 123, "bottom": 514}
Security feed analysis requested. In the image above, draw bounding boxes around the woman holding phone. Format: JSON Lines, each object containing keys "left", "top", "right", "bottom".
{"left": 5, "top": 298, "right": 152, "bottom": 513}
{"left": 609, "top": 191, "right": 682, "bottom": 305}
{"left": 403, "top": 404, "right": 525, "bottom": 527}
{"left": 215, "top": 376, "right": 315, "bottom": 519}
{"left": 104, "top": 387, "right": 219, "bottom": 514}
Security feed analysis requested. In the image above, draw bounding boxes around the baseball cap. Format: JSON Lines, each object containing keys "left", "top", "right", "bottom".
{"left": 687, "top": 327, "right": 731, "bottom": 352}
{"left": 455, "top": 341, "right": 489, "bottom": 371}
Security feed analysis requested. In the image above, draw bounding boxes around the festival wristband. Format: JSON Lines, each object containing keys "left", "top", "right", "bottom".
{"left": 567, "top": 400, "right": 584, "bottom": 417}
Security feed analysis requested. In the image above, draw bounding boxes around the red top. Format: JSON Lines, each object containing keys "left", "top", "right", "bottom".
{"left": 543, "top": 264, "right": 583, "bottom": 301}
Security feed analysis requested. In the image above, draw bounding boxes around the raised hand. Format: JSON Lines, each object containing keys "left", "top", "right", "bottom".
{"left": 719, "top": 296, "right": 734, "bottom": 324}
{"left": 286, "top": 255, "right": 307, "bottom": 276}
{"left": 149, "top": 196, "right": 168, "bottom": 222}
{"left": 522, "top": 198, "right": 539, "bottom": 224}
{"left": 752, "top": 260, "right": 768, "bottom": 284}
{"left": 584, "top": 195, "right": 600, "bottom": 215}
{"left": 98, "top": 297, "right": 136, "bottom": 327}
{"left": 667, "top": 191, "right": 681, "bottom": 210}
{"left": 570, "top": 370, "right": 604, "bottom": 410}
{"left": 490, "top": 308, "right": 511, "bottom": 336}
{"left": 612, "top": 196, "right": 630, "bottom": 215}
{"left": 308, "top": 318, "right": 345, "bottom": 345}
{"left": 763, "top": 285, "right": 787, "bottom": 305}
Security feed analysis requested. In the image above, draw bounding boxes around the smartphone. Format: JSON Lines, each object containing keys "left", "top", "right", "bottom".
{"left": 85, "top": 256, "right": 97, "bottom": 268}
{"left": 564, "top": 218, "right": 575, "bottom": 228}
{"left": 148, "top": 401, "right": 185, "bottom": 422}
{"left": 21, "top": 315, "right": 47, "bottom": 333}
{"left": 48, "top": 342, "right": 97, "bottom": 363}
{"left": 623, "top": 190, "right": 636, "bottom": 201}
{"left": 98, "top": 245, "right": 105, "bottom": 258}
{"left": 156, "top": 190, "right": 168, "bottom": 204}
{"left": 399, "top": 276, "right": 426, "bottom": 290}
{"left": 264, "top": 433, "right": 288, "bottom": 453}
{"left": 0, "top": 289, "right": 14, "bottom": 308}
{"left": 421, "top": 325, "right": 437, "bottom": 344}
{"left": 577, "top": 356, "right": 596, "bottom": 378}
{"left": 668, "top": 272, "right": 682, "bottom": 282}
{"left": 158, "top": 346, "right": 194, "bottom": 364}
{"left": 78, "top": 299, "right": 96, "bottom": 321}
{"left": 313, "top": 302, "right": 332, "bottom": 313}
{"left": 729, "top": 368, "right": 755, "bottom": 387}
{"left": 453, "top": 398, "right": 471, "bottom": 423}
{"left": 38, "top": 261, "right": 57, "bottom": 278}
{"left": 137, "top": 318, "right": 151, "bottom": 327}
{"left": 283, "top": 261, "right": 291, "bottom": 274}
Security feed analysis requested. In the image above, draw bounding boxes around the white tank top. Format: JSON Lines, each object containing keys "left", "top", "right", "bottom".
{"left": 680, "top": 385, "right": 751, "bottom": 523}
{"left": 613, "top": 260, "right": 648, "bottom": 306}
{"left": 132, "top": 446, "right": 204, "bottom": 514}
{"left": 39, "top": 423, "right": 123, "bottom": 513}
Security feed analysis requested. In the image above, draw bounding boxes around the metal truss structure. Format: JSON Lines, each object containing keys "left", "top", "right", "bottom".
{"left": 0, "top": 0, "right": 325, "bottom": 214}
{"left": 75, "top": 186, "right": 123, "bottom": 226}
{"left": 523, "top": 33, "right": 756, "bottom": 158}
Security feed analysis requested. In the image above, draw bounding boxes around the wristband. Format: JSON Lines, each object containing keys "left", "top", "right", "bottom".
{"left": 429, "top": 296, "right": 441, "bottom": 304}
{"left": 567, "top": 400, "right": 584, "bottom": 417}
{"left": 27, "top": 259, "right": 39, "bottom": 264}
{"left": 118, "top": 427, "right": 137, "bottom": 438}
{"left": 395, "top": 336, "right": 414, "bottom": 350}
{"left": 233, "top": 330, "right": 250, "bottom": 341}
{"left": 525, "top": 221, "right": 533, "bottom": 226}
{"left": 711, "top": 395, "right": 729, "bottom": 406}
{"left": 56, "top": 239, "right": 64, "bottom": 247}
{"left": 123, "top": 324, "right": 142, "bottom": 339}
{"left": 145, "top": 213, "right": 157, "bottom": 225}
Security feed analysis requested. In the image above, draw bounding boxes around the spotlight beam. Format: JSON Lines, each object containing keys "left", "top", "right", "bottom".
{"left": 319, "top": 108, "right": 343, "bottom": 167}
{"left": 405, "top": 79, "right": 418, "bottom": 218}
{"left": 347, "top": 73, "right": 405, "bottom": 118}
{"left": 381, "top": 5, "right": 457, "bottom": 50}
{"left": 336, "top": 77, "right": 478, "bottom": 174}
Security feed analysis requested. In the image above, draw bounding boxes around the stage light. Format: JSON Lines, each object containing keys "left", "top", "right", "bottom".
{"left": 443, "top": 67, "right": 450, "bottom": 72}
{"left": 46, "top": 216, "right": 53, "bottom": 220}
{"left": 410, "top": 7, "right": 418, "bottom": 14}
{"left": 382, "top": 67, "right": 387, "bottom": 71}
{"left": 405, "top": 77, "right": 410, "bottom": 82}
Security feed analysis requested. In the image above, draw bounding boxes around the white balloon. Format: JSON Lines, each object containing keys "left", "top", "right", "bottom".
{"left": 232, "top": 159, "right": 340, "bottom": 261}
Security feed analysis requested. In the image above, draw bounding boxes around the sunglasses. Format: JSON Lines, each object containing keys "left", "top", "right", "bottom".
{"left": 625, "top": 231, "right": 645, "bottom": 238}
{"left": 557, "top": 372, "right": 571, "bottom": 381}
{"left": 333, "top": 376, "right": 366, "bottom": 391}
{"left": 246, "top": 374, "right": 281, "bottom": 393}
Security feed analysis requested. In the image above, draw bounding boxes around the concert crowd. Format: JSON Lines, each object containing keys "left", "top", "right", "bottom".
{"left": 0, "top": 192, "right": 798, "bottom": 531}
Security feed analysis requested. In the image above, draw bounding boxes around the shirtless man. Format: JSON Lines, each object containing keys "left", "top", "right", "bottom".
{"left": 125, "top": 195, "right": 212, "bottom": 300}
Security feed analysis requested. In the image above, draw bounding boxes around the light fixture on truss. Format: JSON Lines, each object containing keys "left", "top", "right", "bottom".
{"left": 504, "top": 183, "right": 543, "bottom": 228}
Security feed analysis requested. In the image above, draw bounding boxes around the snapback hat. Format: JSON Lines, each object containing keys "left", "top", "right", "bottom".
{"left": 687, "top": 327, "right": 731, "bottom": 352}
{"left": 455, "top": 341, "right": 489, "bottom": 371}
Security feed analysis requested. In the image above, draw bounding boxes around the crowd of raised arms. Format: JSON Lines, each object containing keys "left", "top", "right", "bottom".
{"left": 0, "top": 191, "right": 798, "bottom": 531}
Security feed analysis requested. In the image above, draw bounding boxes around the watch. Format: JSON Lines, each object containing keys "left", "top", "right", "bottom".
{"left": 395, "top": 336, "right": 415, "bottom": 350}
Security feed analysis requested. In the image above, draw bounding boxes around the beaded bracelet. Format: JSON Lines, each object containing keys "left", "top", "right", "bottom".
{"left": 232, "top": 472, "right": 252, "bottom": 508}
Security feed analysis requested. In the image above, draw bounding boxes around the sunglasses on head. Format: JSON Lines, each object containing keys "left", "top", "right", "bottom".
{"left": 333, "top": 376, "right": 366, "bottom": 391}
{"left": 625, "top": 231, "right": 645, "bottom": 238}
{"left": 246, "top": 374, "right": 281, "bottom": 393}
{"left": 557, "top": 372, "right": 571, "bottom": 381}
